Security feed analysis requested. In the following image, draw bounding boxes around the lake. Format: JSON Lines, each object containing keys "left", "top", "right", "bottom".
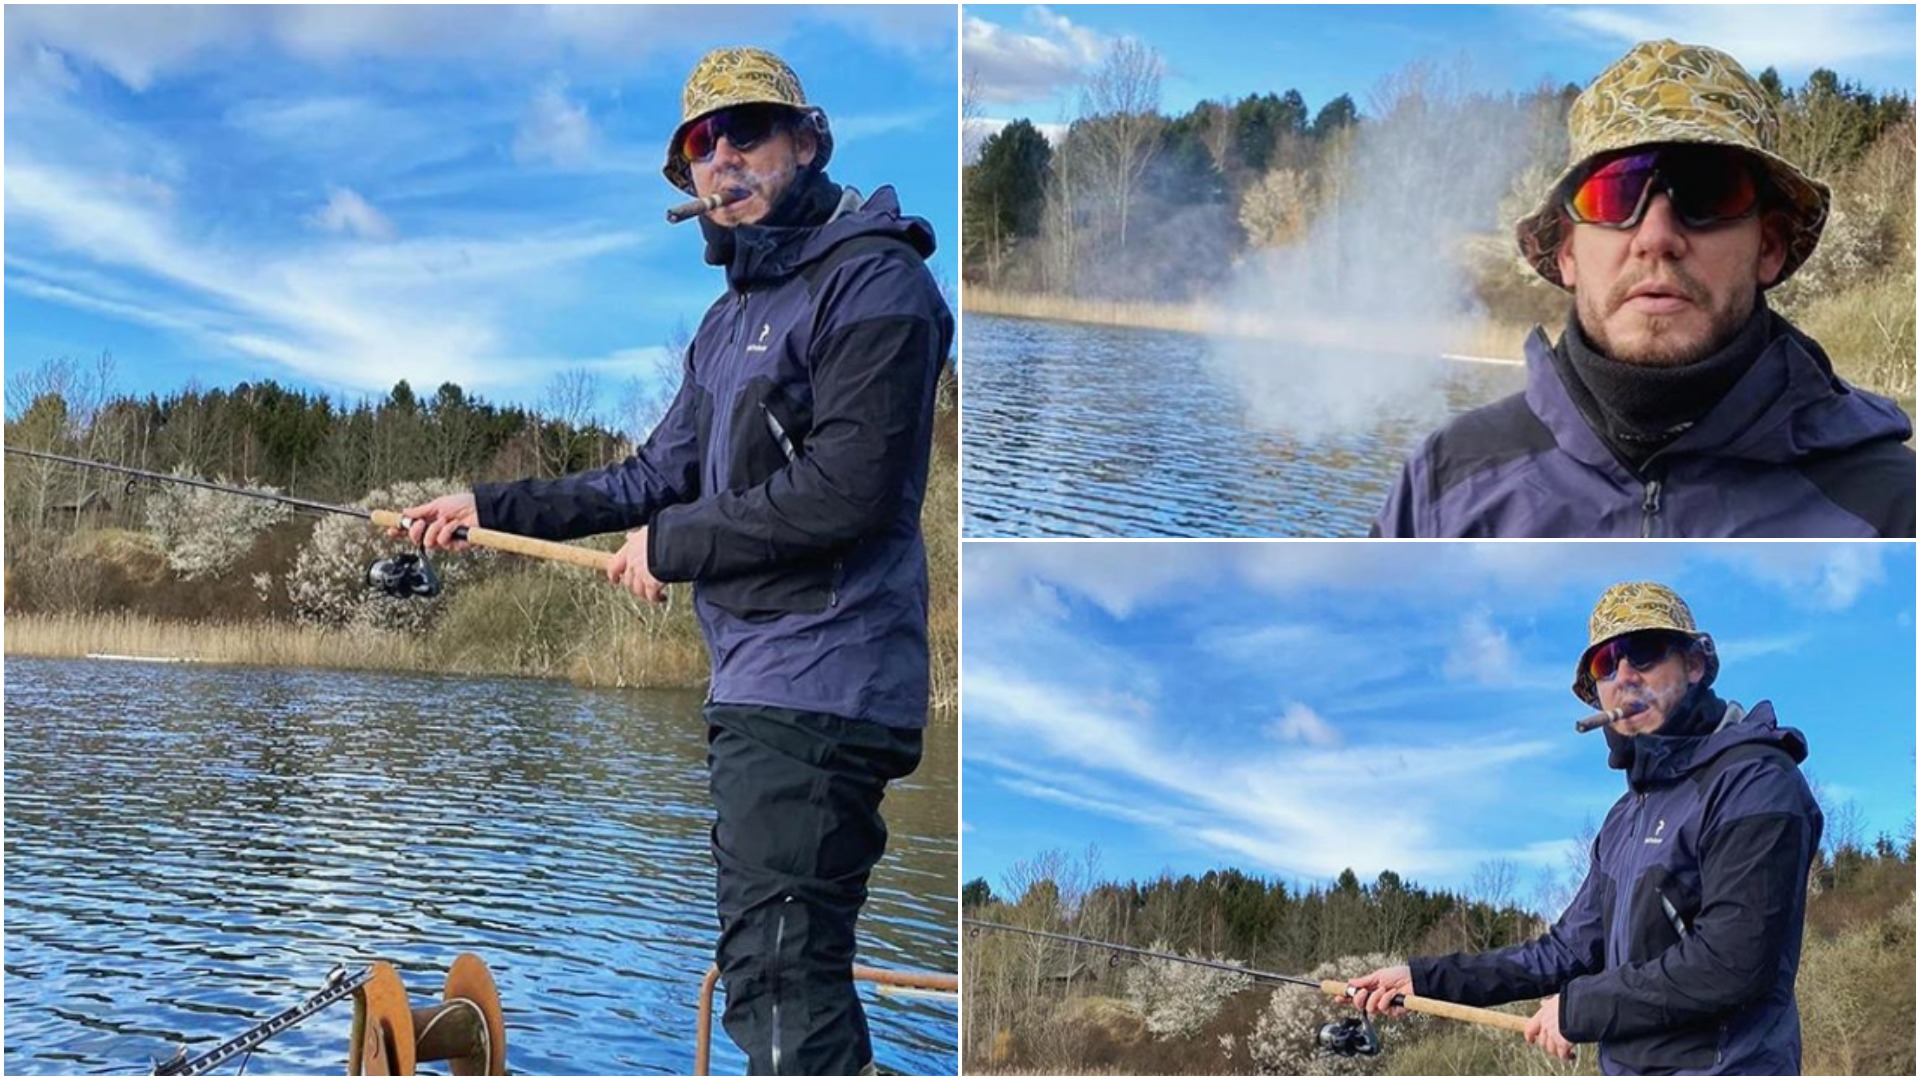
{"left": 2, "top": 657, "right": 957, "bottom": 1075}
{"left": 961, "top": 314, "right": 1525, "bottom": 537}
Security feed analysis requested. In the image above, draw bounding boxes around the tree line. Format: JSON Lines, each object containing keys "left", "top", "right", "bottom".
{"left": 964, "top": 46, "right": 1914, "bottom": 322}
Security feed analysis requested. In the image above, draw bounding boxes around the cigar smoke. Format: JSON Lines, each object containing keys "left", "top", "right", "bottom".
{"left": 1575, "top": 698, "right": 1650, "bottom": 733}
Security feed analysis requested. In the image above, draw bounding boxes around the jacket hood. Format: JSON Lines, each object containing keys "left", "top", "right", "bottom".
{"left": 1524, "top": 316, "right": 1912, "bottom": 473}
{"left": 720, "top": 185, "right": 936, "bottom": 289}
{"left": 1625, "top": 699, "right": 1808, "bottom": 789}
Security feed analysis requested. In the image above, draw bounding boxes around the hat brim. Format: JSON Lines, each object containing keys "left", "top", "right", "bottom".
{"left": 1517, "top": 142, "right": 1830, "bottom": 291}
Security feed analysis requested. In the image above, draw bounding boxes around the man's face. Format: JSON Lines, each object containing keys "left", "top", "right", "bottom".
{"left": 1557, "top": 148, "right": 1789, "bottom": 367}
{"left": 1591, "top": 632, "right": 1707, "bottom": 735}
{"left": 688, "top": 108, "right": 817, "bottom": 227}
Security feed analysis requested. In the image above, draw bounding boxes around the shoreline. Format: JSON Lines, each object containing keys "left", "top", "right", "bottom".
{"left": 962, "top": 287, "right": 1530, "bottom": 366}
{"left": 4, "top": 611, "right": 957, "bottom": 717}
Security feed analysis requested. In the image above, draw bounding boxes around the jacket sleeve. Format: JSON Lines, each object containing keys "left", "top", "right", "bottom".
{"left": 646, "top": 252, "right": 946, "bottom": 583}
{"left": 1410, "top": 854, "right": 1607, "bottom": 1007}
{"left": 472, "top": 351, "right": 703, "bottom": 541}
{"left": 1371, "top": 456, "right": 1424, "bottom": 538}
{"left": 1558, "top": 760, "right": 1817, "bottom": 1042}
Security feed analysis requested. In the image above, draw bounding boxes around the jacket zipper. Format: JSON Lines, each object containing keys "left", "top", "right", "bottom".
{"left": 770, "top": 896, "right": 792, "bottom": 1073}
{"left": 1640, "top": 478, "right": 1663, "bottom": 537}
{"left": 759, "top": 403, "right": 838, "bottom": 606}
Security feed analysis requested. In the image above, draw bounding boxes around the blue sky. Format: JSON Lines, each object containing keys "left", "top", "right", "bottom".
{"left": 962, "top": 542, "right": 1917, "bottom": 904}
{"left": 965, "top": 4, "right": 1917, "bottom": 149}
{"left": 4, "top": 5, "right": 957, "bottom": 425}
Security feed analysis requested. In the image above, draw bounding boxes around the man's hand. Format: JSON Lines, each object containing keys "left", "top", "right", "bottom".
{"left": 1346, "top": 964, "right": 1413, "bottom": 1017}
{"left": 1525, "top": 995, "right": 1577, "bottom": 1061}
{"left": 396, "top": 493, "right": 479, "bottom": 551}
{"left": 608, "top": 527, "right": 667, "bottom": 604}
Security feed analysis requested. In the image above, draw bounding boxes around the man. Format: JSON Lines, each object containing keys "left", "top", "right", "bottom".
{"left": 400, "top": 47, "right": 954, "bottom": 1075}
{"left": 1348, "top": 582, "right": 1823, "bottom": 1075}
{"left": 1373, "top": 40, "right": 1915, "bottom": 537}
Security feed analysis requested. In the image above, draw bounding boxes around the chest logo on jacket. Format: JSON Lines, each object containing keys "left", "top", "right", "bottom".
{"left": 1645, "top": 818, "right": 1666, "bottom": 844}
{"left": 748, "top": 323, "right": 773, "bottom": 353}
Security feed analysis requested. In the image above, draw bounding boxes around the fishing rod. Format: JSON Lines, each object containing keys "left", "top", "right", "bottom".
{"left": 964, "top": 918, "right": 1529, "bottom": 1055}
{"left": 6, "top": 446, "right": 613, "bottom": 596}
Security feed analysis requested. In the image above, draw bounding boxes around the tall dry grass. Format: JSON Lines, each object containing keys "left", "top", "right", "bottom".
{"left": 4, "top": 612, "right": 429, "bottom": 672}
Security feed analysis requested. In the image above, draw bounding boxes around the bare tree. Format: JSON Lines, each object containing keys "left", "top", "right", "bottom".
{"left": 538, "top": 368, "right": 602, "bottom": 476}
{"left": 619, "top": 321, "right": 691, "bottom": 443}
{"left": 1077, "top": 38, "right": 1165, "bottom": 250}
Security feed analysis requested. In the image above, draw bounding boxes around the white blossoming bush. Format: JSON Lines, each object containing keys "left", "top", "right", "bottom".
{"left": 1247, "top": 952, "right": 1431, "bottom": 1076}
{"left": 286, "top": 478, "right": 491, "bottom": 634}
{"left": 143, "top": 473, "right": 293, "bottom": 579}
{"left": 1123, "top": 940, "right": 1254, "bottom": 1041}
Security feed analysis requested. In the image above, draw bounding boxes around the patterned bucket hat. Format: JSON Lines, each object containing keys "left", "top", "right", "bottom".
{"left": 1573, "top": 581, "right": 1718, "bottom": 706}
{"left": 662, "top": 46, "right": 833, "bottom": 194}
{"left": 1517, "top": 40, "right": 1830, "bottom": 290}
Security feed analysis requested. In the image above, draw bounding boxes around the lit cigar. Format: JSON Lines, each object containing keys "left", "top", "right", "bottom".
{"left": 1576, "top": 699, "right": 1650, "bottom": 733}
{"left": 666, "top": 188, "right": 750, "bottom": 224}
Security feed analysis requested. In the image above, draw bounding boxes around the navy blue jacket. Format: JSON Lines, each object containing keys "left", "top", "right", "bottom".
{"left": 476, "top": 186, "right": 953, "bottom": 727}
{"left": 1374, "top": 321, "right": 1915, "bottom": 537}
{"left": 1411, "top": 704, "right": 1822, "bottom": 1075}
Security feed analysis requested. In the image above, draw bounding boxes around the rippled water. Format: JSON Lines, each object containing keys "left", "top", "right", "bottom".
{"left": 962, "top": 314, "right": 1524, "bottom": 537}
{"left": 3, "top": 658, "right": 957, "bottom": 1075}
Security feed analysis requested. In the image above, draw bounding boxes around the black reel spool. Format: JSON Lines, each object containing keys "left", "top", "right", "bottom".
{"left": 1318, "top": 1013, "right": 1382, "bottom": 1057}
{"left": 367, "top": 548, "right": 441, "bottom": 599}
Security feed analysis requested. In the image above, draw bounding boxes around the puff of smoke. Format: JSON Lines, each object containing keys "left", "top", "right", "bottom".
{"left": 1206, "top": 66, "right": 1536, "bottom": 442}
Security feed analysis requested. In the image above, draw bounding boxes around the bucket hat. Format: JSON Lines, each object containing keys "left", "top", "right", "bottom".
{"left": 663, "top": 46, "right": 833, "bottom": 194}
{"left": 1574, "top": 581, "right": 1719, "bottom": 707}
{"left": 1517, "top": 40, "right": 1830, "bottom": 290}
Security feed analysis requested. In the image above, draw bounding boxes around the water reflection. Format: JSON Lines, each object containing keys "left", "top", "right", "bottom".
{"left": 4, "top": 658, "right": 957, "bottom": 1075}
{"left": 962, "top": 314, "right": 1523, "bottom": 537}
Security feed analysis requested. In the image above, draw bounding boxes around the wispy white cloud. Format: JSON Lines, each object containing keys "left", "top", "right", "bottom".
{"left": 6, "top": 155, "right": 646, "bottom": 396}
{"left": 1446, "top": 609, "right": 1520, "bottom": 686}
{"left": 962, "top": 7, "right": 1107, "bottom": 106}
{"left": 1542, "top": 4, "right": 1913, "bottom": 74}
{"left": 1267, "top": 703, "right": 1341, "bottom": 747}
{"left": 5, "top": 5, "right": 955, "bottom": 92}
{"left": 513, "top": 79, "right": 596, "bottom": 169}
{"left": 1707, "top": 546, "right": 1887, "bottom": 611}
{"left": 309, "top": 187, "right": 396, "bottom": 241}
{"left": 966, "top": 664, "right": 1559, "bottom": 879}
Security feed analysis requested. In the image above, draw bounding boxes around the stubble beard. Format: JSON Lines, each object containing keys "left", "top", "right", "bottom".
{"left": 1576, "top": 267, "right": 1755, "bottom": 368}
{"left": 707, "top": 148, "right": 801, "bottom": 228}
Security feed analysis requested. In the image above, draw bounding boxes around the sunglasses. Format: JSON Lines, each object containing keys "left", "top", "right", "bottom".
{"left": 680, "top": 104, "right": 792, "bottom": 164}
{"left": 1564, "top": 147, "right": 1761, "bottom": 231}
{"left": 1587, "top": 631, "right": 1687, "bottom": 685}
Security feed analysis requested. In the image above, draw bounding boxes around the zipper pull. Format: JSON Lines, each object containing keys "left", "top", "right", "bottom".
{"left": 1640, "top": 478, "right": 1664, "bottom": 537}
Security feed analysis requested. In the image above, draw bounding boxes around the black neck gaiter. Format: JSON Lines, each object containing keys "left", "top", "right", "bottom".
{"left": 1551, "top": 298, "right": 1777, "bottom": 470}
{"left": 1604, "top": 681, "right": 1728, "bottom": 772}
{"left": 699, "top": 167, "right": 843, "bottom": 267}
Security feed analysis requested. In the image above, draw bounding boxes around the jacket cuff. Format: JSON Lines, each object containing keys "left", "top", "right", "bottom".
{"left": 1557, "top": 977, "right": 1594, "bottom": 1042}
{"left": 647, "top": 507, "right": 692, "bottom": 583}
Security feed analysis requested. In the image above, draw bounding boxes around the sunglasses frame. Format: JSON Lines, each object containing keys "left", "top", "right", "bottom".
{"left": 1562, "top": 147, "right": 1765, "bottom": 232}
{"left": 681, "top": 104, "right": 795, "bottom": 165}
{"left": 1587, "top": 631, "right": 1691, "bottom": 685}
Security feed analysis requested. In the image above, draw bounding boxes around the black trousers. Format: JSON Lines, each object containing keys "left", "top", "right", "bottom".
{"left": 706, "top": 703, "right": 923, "bottom": 1075}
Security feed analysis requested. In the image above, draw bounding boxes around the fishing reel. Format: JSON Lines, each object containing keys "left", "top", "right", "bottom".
{"left": 1317, "top": 1013, "right": 1382, "bottom": 1057}
{"left": 366, "top": 547, "right": 441, "bottom": 599}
